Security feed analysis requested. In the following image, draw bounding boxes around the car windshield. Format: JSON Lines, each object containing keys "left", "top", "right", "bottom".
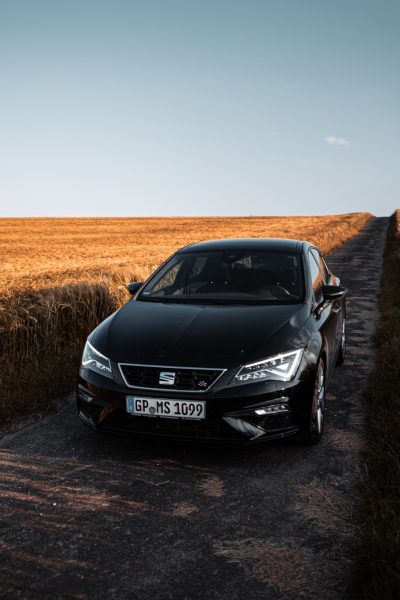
{"left": 139, "top": 250, "right": 305, "bottom": 304}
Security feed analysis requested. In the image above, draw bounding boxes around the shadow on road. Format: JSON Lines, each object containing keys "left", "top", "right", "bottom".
{"left": 0, "top": 217, "right": 389, "bottom": 599}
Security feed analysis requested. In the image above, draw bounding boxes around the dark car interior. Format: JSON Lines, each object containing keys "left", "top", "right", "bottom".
{"left": 142, "top": 251, "right": 304, "bottom": 301}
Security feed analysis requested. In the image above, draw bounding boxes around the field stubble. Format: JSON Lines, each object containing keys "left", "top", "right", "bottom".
{"left": 0, "top": 213, "right": 371, "bottom": 423}
{"left": 356, "top": 209, "right": 400, "bottom": 599}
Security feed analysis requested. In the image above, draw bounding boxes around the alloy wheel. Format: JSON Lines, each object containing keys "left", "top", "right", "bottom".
{"left": 315, "top": 364, "right": 325, "bottom": 435}
{"left": 304, "top": 360, "right": 326, "bottom": 444}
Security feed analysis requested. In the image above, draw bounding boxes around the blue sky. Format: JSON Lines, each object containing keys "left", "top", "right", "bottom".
{"left": 0, "top": 0, "right": 399, "bottom": 217}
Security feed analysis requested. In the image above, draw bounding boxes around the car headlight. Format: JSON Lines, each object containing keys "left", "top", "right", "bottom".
{"left": 229, "top": 349, "right": 303, "bottom": 386}
{"left": 81, "top": 340, "right": 113, "bottom": 379}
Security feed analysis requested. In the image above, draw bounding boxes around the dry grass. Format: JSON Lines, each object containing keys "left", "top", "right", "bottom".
{"left": 355, "top": 209, "right": 400, "bottom": 599}
{"left": 295, "top": 478, "right": 355, "bottom": 536}
{"left": 213, "top": 537, "right": 342, "bottom": 599}
{"left": 0, "top": 213, "right": 372, "bottom": 424}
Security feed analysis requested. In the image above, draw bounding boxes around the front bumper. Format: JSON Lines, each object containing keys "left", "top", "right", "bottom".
{"left": 77, "top": 363, "right": 315, "bottom": 444}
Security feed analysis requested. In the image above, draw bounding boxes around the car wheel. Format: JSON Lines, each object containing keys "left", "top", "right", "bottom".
{"left": 336, "top": 316, "right": 346, "bottom": 366}
{"left": 304, "top": 360, "right": 325, "bottom": 445}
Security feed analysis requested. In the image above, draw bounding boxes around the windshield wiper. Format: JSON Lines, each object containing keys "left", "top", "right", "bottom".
{"left": 139, "top": 296, "right": 227, "bottom": 305}
{"left": 138, "top": 296, "right": 300, "bottom": 306}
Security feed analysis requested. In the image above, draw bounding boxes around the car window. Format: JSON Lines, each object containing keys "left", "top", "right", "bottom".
{"left": 308, "top": 251, "right": 324, "bottom": 303}
{"left": 188, "top": 255, "right": 208, "bottom": 281}
{"left": 149, "top": 256, "right": 184, "bottom": 294}
{"left": 140, "top": 251, "right": 305, "bottom": 304}
{"left": 310, "top": 248, "right": 330, "bottom": 283}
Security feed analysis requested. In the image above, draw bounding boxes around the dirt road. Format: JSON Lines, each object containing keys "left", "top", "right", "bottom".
{"left": 0, "top": 217, "right": 388, "bottom": 599}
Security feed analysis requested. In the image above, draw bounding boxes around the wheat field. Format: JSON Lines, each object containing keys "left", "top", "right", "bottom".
{"left": 0, "top": 213, "right": 372, "bottom": 423}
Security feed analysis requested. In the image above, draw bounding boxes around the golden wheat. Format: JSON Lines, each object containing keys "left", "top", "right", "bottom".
{"left": 0, "top": 213, "right": 372, "bottom": 423}
{"left": 0, "top": 214, "right": 371, "bottom": 290}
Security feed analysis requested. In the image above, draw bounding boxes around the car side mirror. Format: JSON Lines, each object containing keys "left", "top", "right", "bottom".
{"left": 322, "top": 285, "right": 347, "bottom": 301}
{"left": 127, "top": 282, "right": 143, "bottom": 296}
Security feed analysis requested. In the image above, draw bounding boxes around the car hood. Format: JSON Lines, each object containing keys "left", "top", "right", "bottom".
{"left": 92, "top": 299, "right": 310, "bottom": 369}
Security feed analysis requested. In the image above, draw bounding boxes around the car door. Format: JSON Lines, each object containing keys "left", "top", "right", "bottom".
{"left": 311, "top": 248, "right": 343, "bottom": 352}
{"left": 308, "top": 249, "right": 338, "bottom": 380}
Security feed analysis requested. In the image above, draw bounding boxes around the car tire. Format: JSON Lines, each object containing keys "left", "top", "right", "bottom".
{"left": 336, "top": 316, "right": 346, "bottom": 366}
{"left": 303, "top": 360, "right": 325, "bottom": 445}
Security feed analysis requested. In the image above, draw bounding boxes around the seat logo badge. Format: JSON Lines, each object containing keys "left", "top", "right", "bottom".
{"left": 159, "top": 371, "right": 176, "bottom": 386}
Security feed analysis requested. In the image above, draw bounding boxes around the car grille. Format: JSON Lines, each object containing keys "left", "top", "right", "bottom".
{"left": 101, "top": 410, "right": 245, "bottom": 441}
{"left": 118, "top": 364, "right": 225, "bottom": 392}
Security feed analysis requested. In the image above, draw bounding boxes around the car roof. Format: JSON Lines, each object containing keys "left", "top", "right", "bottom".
{"left": 177, "top": 238, "right": 307, "bottom": 254}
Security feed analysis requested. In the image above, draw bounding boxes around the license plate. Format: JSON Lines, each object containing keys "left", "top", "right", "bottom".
{"left": 126, "top": 396, "right": 206, "bottom": 420}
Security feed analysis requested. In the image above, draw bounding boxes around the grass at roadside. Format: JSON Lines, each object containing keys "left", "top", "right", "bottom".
{"left": 0, "top": 213, "right": 372, "bottom": 424}
{"left": 356, "top": 210, "right": 400, "bottom": 599}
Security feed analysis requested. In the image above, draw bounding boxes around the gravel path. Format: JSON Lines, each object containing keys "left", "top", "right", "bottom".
{"left": 0, "top": 217, "right": 388, "bottom": 600}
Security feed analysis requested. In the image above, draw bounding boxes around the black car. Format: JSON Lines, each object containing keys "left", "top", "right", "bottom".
{"left": 78, "top": 238, "right": 346, "bottom": 444}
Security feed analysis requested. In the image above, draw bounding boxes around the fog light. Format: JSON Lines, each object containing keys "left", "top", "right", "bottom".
{"left": 254, "top": 403, "right": 289, "bottom": 415}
